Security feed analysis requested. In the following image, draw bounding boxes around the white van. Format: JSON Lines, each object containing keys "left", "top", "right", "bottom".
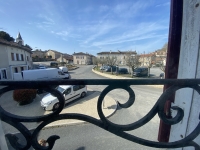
{"left": 59, "top": 66, "right": 68, "bottom": 73}
{"left": 41, "top": 85, "right": 87, "bottom": 111}
{"left": 13, "top": 68, "right": 70, "bottom": 80}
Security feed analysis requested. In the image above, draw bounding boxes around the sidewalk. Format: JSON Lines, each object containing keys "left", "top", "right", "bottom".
{"left": 43, "top": 89, "right": 118, "bottom": 128}
{"left": 0, "top": 88, "right": 118, "bottom": 132}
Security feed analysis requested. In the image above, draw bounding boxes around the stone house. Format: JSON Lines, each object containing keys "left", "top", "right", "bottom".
{"left": 97, "top": 50, "right": 137, "bottom": 65}
{"left": 57, "top": 54, "right": 73, "bottom": 64}
{"left": 73, "top": 52, "right": 93, "bottom": 65}
{"left": 154, "top": 49, "right": 167, "bottom": 66}
{"left": 31, "top": 49, "right": 47, "bottom": 59}
{"left": 0, "top": 32, "right": 32, "bottom": 80}
{"left": 46, "top": 50, "right": 61, "bottom": 60}
{"left": 139, "top": 53, "right": 156, "bottom": 67}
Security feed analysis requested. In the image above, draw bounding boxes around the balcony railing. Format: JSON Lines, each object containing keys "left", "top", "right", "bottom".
{"left": 0, "top": 79, "right": 200, "bottom": 150}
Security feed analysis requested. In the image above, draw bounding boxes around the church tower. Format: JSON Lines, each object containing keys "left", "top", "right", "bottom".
{"left": 16, "top": 32, "right": 24, "bottom": 45}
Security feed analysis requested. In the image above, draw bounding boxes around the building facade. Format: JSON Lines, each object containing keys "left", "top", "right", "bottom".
{"left": 139, "top": 53, "right": 156, "bottom": 67}
{"left": 97, "top": 50, "right": 137, "bottom": 65}
{"left": 31, "top": 49, "right": 47, "bottom": 58}
{"left": 46, "top": 50, "right": 61, "bottom": 60}
{"left": 73, "top": 52, "right": 93, "bottom": 65}
{"left": 154, "top": 49, "right": 167, "bottom": 66}
{"left": 0, "top": 33, "right": 32, "bottom": 80}
{"left": 57, "top": 54, "right": 73, "bottom": 64}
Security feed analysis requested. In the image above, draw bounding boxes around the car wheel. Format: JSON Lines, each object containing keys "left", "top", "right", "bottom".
{"left": 53, "top": 103, "right": 60, "bottom": 110}
{"left": 81, "top": 92, "right": 86, "bottom": 98}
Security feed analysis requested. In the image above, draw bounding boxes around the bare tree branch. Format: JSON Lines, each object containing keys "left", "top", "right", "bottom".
{"left": 125, "top": 51, "right": 139, "bottom": 74}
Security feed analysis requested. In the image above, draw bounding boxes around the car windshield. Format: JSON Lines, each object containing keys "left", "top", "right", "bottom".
{"left": 55, "top": 86, "right": 65, "bottom": 93}
{"left": 134, "top": 68, "right": 142, "bottom": 72}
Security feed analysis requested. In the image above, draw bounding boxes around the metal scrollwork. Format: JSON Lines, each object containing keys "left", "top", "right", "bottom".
{"left": 0, "top": 79, "right": 200, "bottom": 149}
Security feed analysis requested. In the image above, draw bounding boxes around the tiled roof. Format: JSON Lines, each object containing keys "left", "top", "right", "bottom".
{"left": 139, "top": 53, "right": 155, "bottom": 57}
{"left": 63, "top": 55, "right": 73, "bottom": 60}
{"left": 73, "top": 52, "right": 91, "bottom": 56}
{"left": 0, "top": 38, "right": 32, "bottom": 53}
{"left": 97, "top": 51, "right": 137, "bottom": 55}
{"left": 47, "top": 50, "right": 62, "bottom": 54}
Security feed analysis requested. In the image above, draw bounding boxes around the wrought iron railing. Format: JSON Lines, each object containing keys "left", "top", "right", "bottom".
{"left": 0, "top": 79, "right": 200, "bottom": 150}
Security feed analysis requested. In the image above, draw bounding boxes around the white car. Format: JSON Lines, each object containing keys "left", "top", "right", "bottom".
{"left": 41, "top": 85, "right": 87, "bottom": 111}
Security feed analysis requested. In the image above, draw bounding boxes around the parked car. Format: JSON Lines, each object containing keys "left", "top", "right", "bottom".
{"left": 100, "top": 65, "right": 109, "bottom": 70}
{"left": 116, "top": 68, "right": 128, "bottom": 74}
{"left": 104, "top": 66, "right": 117, "bottom": 72}
{"left": 38, "top": 65, "right": 46, "bottom": 69}
{"left": 132, "top": 67, "right": 148, "bottom": 77}
{"left": 160, "top": 73, "right": 165, "bottom": 79}
{"left": 41, "top": 85, "right": 87, "bottom": 111}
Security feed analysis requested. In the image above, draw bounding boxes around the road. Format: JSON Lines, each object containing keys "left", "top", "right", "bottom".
{"left": 46, "top": 65, "right": 162, "bottom": 150}
{"left": 5, "top": 65, "right": 163, "bottom": 150}
{"left": 70, "top": 65, "right": 162, "bottom": 126}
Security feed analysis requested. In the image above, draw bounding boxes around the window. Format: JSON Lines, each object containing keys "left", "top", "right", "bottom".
{"left": 64, "top": 88, "right": 71, "bottom": 95}
{"left": 73, "top": 85, "right": 85, "bottom": 91}
{"left": 27, "top": 56, "right": 29, "bottom": 61}
{"left": 1, "top": 70, "right": 7, "bottom": 79}
{"left": 21, "top": 54, "right": 24, "bottom": 61}
{"left": 21, "top": 67, "right": 24, "bottom": 71}
{"left": 73, "top": 85, "right": 79, "bottom": 91}
{"left": 14, "top": 68, "right": 18, "bottom": 73}
{"left": 58, "top": 71, "right": 64, "bottom": 75}
{"left": 11, "top": 53, "right": 14, "bottom": 61}
{"left": 16, "top": 53, "right": 19, "bottom": 61}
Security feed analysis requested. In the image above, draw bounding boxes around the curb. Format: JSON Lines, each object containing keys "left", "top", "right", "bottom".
{"left": 68, "top": 67, "right": 79, "bottom": 71}
{"left": 92, "top": 69, "right": 164, "bottom": 88}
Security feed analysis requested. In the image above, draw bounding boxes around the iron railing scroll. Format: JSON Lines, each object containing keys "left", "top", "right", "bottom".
{"left": 0, "top": 79, "right": 200, "bottom": 150}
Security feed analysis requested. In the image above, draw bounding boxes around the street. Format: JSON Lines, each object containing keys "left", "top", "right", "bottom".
{"left": 4, "top": 65, "right": 163, "bottom": 150}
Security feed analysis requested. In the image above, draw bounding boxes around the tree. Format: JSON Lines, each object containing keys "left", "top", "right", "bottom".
{"left": 125, "top": 51, "right": 140, "bottom": 74}
{"left": 0, "top": 31, "right": 14, "bottom": 42}
{"left": 159, "top": 42, "right": 168, "bottom": 72}
{"left": 60, "top": 62, "right": 66, "bottom": 66}
{"left": 145, "top": 55, "right": 155, "bottom": 77}
{"left": 25, "top": 44, "right": 32, "bottom": 49}
{"left": 159, "top": 56, "right": 166, "bottom": 72}
{"left": 106, "top": 55, "right": 117, "bottom": 74}
{"left": 98, "top": 58, "right": 107, "bottom": 72}
{"left": 92, "top": 57, "right": 98, "bottom": 70}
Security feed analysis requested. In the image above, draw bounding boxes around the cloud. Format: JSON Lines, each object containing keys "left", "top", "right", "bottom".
{"left": 55, "top": 31, "right": 69, "bottom": 36}
{"left": 112, "top": 1, "right": 151, "bottom": 18}
{"left": 155, "top": 2, "right": 170, "bottom": 7}
{"left": 38, "top": 14, "right": 55, "bottom": 24}
{"left": 89, "top": 21, "right": 168, "bottom": 47}
{"left": 82, "top": 23, "right": 117, "bottom": 44}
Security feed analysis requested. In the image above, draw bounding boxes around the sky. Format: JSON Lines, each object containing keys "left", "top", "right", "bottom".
{"left": 0, "top": 0, "right": 170, "bottom": 56}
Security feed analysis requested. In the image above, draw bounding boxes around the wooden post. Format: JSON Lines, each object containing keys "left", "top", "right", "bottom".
{"left": 158, "top": 0, "right": 183, "bottom": 142}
